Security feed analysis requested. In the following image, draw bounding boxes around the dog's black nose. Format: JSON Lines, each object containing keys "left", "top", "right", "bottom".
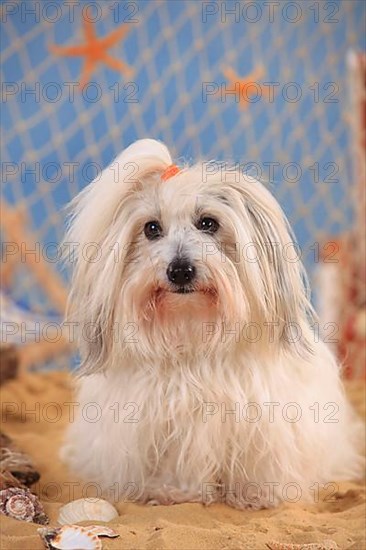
{"left": 167, "top": 259, "right": 196, "bottom": 286}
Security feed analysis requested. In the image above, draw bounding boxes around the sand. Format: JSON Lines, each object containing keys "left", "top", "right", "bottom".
{"left": 0, "top": 372, "right": 365, "bottom": 550}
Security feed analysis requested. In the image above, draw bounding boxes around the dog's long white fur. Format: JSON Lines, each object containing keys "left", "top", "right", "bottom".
{"left": 62, "top": 139, "right": 364, "bottom": 508}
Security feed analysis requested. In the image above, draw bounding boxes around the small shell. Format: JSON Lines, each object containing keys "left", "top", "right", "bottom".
{"left": 87, "top": 525, "right": 119, "bottom": 537}
{"left": 38, "top": 525, "right": 101, "bottom": 550}
{"left": 0, "top": 487, "right": 49, "bottom": 524}
{"left": 57, "top": 498, "right": 118, "bottom": 525}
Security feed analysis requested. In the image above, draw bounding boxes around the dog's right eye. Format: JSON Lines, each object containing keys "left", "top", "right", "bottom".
{"left": 144, "top": 221, "right": 162, "bottom": 240}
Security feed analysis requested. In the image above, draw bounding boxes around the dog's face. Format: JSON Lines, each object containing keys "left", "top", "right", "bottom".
{"left": 119, "top": 167, "right": 246, "bottom": 326}
{"left": 66, "top": 140, "right": 313, "bottom": 372}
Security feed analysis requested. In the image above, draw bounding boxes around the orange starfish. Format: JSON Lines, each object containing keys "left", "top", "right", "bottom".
{"left": 222, "top": 65, "right": 270, "bottom": 109}
{"left": 50, "top": 16, "right": 134, "bottom": 87}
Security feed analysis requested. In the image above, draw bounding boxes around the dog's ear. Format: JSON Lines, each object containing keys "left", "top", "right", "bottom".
{"left": 234, "top": 176, "right": 315, "bottom": 354}
{"left": 73, "top": 316, "right": 110, "bottom": 376}
{"left": 245, "top": 199, "right": 306, "bottom": 319}
{"left": 63, "top": 139, "right": 173, "bottom": 375}
{"left": 65, "top": 139, "right": 172, "bottom": 247}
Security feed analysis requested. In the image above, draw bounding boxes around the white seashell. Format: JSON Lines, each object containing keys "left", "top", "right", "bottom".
{"left": 38, "top": 525, "right": 102, "bottom": 550}
{"left": 57, "top": 498, "right": 118, "bottom": 525}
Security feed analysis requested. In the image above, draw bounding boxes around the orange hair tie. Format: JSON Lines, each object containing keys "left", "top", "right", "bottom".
{"left": 161, "top": 164, "right": 180, "bottom": 181}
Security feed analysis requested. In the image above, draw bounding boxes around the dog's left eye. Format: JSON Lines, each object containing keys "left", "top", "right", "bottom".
{"left": 144, "top": 221, "right": 162, "bottom": 240}
{"left": 196, "top": 217, "right": 219, "bottom": 233}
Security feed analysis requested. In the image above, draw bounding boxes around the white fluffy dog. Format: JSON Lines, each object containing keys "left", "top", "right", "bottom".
{"left": 62, "top": 139, "right": 363, "bottom": 509}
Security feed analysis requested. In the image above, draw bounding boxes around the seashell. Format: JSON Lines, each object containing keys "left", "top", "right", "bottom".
{"left": 87, "top": 525, "right": 119, "bottom": 537}
{"left": 38, "top": 525, "right": 102, "bottom": 550}
{"left": 0, "top": 486, "right": 49, "bottom": 524}
{"left": 57, "top": 498, "right": 118, "bottom": 525}
{"left": 266, "top": 541, "right": 339, "bottom": 550}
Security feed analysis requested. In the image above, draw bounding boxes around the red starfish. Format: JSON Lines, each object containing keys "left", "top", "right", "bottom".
{"left": 50, "top": 17, "right": 134, "bottom": 87}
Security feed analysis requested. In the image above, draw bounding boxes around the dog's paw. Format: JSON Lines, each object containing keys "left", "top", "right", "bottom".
{"left": 143, "top": 485, "right": 202, "bottom": 506}
{"left": 146, "top": 499, "right": 161, "bottom": 506}
{"left": 224, "top": 493, "right": 277, "bottom": 510}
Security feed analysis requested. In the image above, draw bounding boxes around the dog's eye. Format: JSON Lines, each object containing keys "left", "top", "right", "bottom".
{"left": 144, "top": 220, "right": 162, "bottom": 240}
{"left": 196, "top": 217, "right": 219, "bottom": 233}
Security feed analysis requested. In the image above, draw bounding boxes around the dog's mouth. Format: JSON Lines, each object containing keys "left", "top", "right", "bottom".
{"left": 169, "top": 286, "right": 218, "bottom": 299}
{"left": 147, "top": 285, "right": 219, "bottom": 318}
{"left": 172, "top": 288, "right": 195, "bottom": 294}
{"left": 153, "top": 286, "right": 217, "bottom": 300}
